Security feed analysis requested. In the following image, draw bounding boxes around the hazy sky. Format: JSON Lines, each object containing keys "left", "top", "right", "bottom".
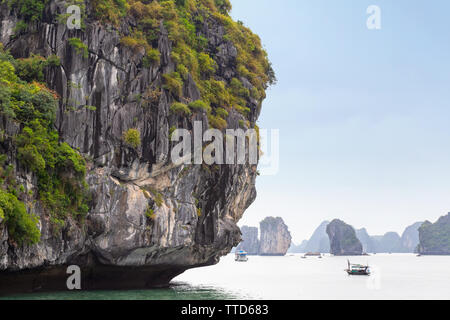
{"left": 230, "top": 0, "right": 450, "bottom": 242}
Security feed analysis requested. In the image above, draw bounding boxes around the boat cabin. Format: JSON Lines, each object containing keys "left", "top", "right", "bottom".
{"left": 235, "top": 250, "right": 249, "bottom": 262}
{"left": 346, "top": 260, "right": 370, "bottom": 275}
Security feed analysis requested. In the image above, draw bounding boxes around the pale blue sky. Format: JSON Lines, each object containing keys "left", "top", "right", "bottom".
{"left": 231, "top": 0, "right": 450, "bottom": 241}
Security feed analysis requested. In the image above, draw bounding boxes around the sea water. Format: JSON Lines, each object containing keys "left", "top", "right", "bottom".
{"left": 2, "top": 254, "right": 450, "bottom": 300}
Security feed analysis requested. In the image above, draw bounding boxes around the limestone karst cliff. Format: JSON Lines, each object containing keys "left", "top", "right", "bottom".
{"left": 289, "top": 221, "right": 331, "bottom": 254}
{"left": 357, "top": 224, "right": 422, "bottom": 254}
{"left": 401, "top": 222, "right": 423, "bottom": 253}
{"left": 326, "top": 219, "right": 362, "bottom": 256}
{"left": 0, "top": 0, "right": 274, "bottom": 293}
{"left": 418, "top": 213, "right": 450, "bottom": 255}
{"left": 235, "top": 226, "right": 259, "bottom": 255}
{"left": 288, "top": 240, "right": 307, "bottom": 253}
{"left": 372, "top": 232, "right": 404, "bottom": 253}
{"left": 304, "top": 220, "right": 330, "bottom": 253}
{"left": 291, "top": 220, "right": 424, "bottom": 254}
{"left": 355, "top": 228, "right": 376, "bottom": 254}
{"left": 258, "top": 217, "right": 291, "bottom": 256}
{"left": 236, "top": 217, "right": 291, "bottom": 256}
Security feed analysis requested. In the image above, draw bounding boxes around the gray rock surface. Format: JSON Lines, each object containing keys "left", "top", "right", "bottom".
{"left": 0, "top": 1, "right": 264, "bottom": 293}
{"left": 418, "top": 213, "right": 450, "bottom": 255}
{"left": 372, "top": 232, "right": 403, "bottom": 253}
{"left": 304, "top": 221, "right": 330, "bottom": 253}
{"left": 401, "top": 222, "right": 423, "bottom": 253}
{"left": 288, "top": 240, "right": 308, "bottom": 253}
{"left": 356, "top": 224, "right": 423, "bottom": 253}
{"left": 355, "top": 228, "right": 376, "bottom": 253}
{"left": 326, "top": 219, "right": 363, "bottom": 256}
{"left": 236, "top": 226, "right": 259, "bottom": 255}
{"left": 258, "top": 217, "right": 291, "bottom": 256}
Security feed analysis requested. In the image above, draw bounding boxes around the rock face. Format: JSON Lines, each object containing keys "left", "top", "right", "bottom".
{"left": 236, "top": 226, "right": 259, "bottom": 255}
{"left": 418, "top": 213, "right": 450, "bottom": 255}
{"left": 288, "top": 240, "right": 308, "bottom": 253}
{"left": 296, "top": 220, "right": 428, "bottom": 255}
{"left": 304, "top": 221, "right": 330, "bottom": 253}
{"left": 289, "top": 221, "right": 330, "bottom": 254}
{"left": 372, "top": 232, "right": 404, "bottom": 253}
{"left": 356, "top": 228, "right": 376, "bottom": 253}
{"left": 0, "top": 1, "right": 271, "bottom": 294}
{"left": 295, "top": 220, "right": 425, "bottom": 254}
{"left": 354, "top": 223, "right": 423, "bottom": 253}
{"left": 258, "top": 217, "right": 291, "bottom": 256}
{"left": 326, "top": 219, "right": 363, "bottom": 256}
{"left": 401, "top": 222, "right": 423, "bottom": 253}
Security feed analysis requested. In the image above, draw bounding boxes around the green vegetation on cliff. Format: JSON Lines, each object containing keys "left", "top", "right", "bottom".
{"left": 0, "top": 44, "right": 89, "bottom": 245}
{"left": 418, "top": 214, "right": 450, "bottom": 255}
{"left": 92, "top": 0, "right": 275, "bottom": 124}
{"left": 0, "top": 188, "right": 40, "bottom": 245}
{"left": 123, "top": 128, "right": 141, "bottom": 149}
{"left": 3, "top": 0, "right": 49, "bottom": 22}
{"left": 0, "top": 0, "right": 274, "bottom": 245}
{"left": 68, "top": 37, "right": 89, "bottom": 58}
{"left": 5, "top": 0, "right": 275, "bottom": 127}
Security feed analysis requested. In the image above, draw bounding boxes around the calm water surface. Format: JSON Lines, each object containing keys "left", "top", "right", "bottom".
{"left": 2, "top": 254, "right": 450, "bottom": 300}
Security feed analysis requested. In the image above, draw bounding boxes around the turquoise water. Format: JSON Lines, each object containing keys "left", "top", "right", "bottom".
{"left": 0, "top": 282, "right": 244, "bottom": 300}
{"left": 2, "top": 253, "right": 450, "bottom": 300}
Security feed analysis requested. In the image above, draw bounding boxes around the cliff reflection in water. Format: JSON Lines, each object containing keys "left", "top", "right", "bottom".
{"left": 0, "top": 282, "right": 249, "bottom": 300}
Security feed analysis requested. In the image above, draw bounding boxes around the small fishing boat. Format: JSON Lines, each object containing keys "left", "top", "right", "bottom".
{"left": 301, "top": 252, "right": 322, "bottom": 259}
{"left": 235, "top": 250, "right": 248, "bottom": 262}
{"left": 345, "top": 260, "right": 370, "bottom": 276}
{"left": 304, "top": 252, "right": 321, "bottom": 257}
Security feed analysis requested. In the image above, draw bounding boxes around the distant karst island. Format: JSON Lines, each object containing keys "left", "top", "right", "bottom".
{"left": 326, "top": 219, "right": 363, "bottom": 256}
{"left": 289, "top": 212, "right": 450, "bottom": 256}
{"left": 418, "top": 213, "right": 450, "bottom": 255}
{"left": 236, "top": 217, "right": 292, "bottom": 256}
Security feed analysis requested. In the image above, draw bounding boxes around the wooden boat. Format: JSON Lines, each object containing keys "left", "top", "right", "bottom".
{"left": 345, "top": 260, "right": 370, "bottom": 276}
{"left": 304, "top": 252, "right": 321, "bottom": 257}
{"left": 301, "top": 252, "right": 323, "bottom": 259}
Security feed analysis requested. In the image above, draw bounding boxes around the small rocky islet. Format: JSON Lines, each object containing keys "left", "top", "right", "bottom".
{"left": 236, "top": 217, "right": 292, "bottom": 256}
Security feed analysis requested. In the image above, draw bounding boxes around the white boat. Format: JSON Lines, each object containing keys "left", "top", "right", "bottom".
{"left": 345, "top": 260, "right": 371, "bottom": 276}
{"left": 235, "top": 250, "right": 248, "bottom": 262}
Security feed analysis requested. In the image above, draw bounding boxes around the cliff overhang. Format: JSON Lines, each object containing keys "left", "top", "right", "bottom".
{"left": 0, "top": 0, "right": 274, "bottom": 294}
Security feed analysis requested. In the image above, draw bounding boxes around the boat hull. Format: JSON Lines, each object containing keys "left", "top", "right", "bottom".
{"left": 235, "top": 258, "right": 248, "bottom": 262}
{"left": 346, "top": 270, "right": 370, "bottom": 276}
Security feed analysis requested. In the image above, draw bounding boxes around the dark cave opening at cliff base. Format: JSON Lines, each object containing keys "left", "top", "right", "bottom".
{"left": 0, "top": 264, "right": 189, "bottom": 295}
